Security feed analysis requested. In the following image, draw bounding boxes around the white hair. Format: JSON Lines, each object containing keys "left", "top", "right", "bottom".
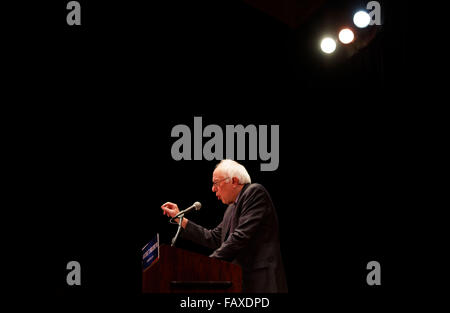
{"left": 215, "top": 159, "right": 251, "bottom": 184}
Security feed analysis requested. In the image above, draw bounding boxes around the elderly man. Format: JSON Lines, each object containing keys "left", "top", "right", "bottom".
{"left": 161, "top": 159, "right": 287, "bottom": 293}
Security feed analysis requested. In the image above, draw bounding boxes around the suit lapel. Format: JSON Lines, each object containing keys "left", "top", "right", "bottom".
{"left": 222, "top": 184, "right": 251, "bottom": 242}
{"left": 222, "top": 203, "right": 235, "bottom": 243}
{"left": 230, "top": 184, "right": 250, "bottom": 234}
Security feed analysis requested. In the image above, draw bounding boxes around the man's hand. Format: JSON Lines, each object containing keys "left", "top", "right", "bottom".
{"left": 161, "top": 202, "right": 189, "bottom": 228}
{"left": 161, "top": 202, "right": 180, "bottom": 219}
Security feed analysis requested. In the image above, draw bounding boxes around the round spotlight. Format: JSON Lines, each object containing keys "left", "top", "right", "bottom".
{"left": 338, "top": 28, "right": 354, "bottom": 44}
{"left": 353, "top": 11, "right": 370, "bottom": 28}
{"left": 320, "top": 37, "right": 336, "bottom": 54}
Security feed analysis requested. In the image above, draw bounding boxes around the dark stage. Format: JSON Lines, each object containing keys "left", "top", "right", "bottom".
{"left": 6, "top": 0, "right": 434, "bottom": 311}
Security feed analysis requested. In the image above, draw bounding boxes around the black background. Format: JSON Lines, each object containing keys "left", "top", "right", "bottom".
{"left": 7, "top": 0, "right": 438, "bottom": 310}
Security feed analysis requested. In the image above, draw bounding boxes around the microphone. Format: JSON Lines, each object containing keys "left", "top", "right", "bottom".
{"left": 170, "top": 202, "right": 201, "bottom": 247}
{"left": 174, "top": 201, "right": 201, "bottom": 218}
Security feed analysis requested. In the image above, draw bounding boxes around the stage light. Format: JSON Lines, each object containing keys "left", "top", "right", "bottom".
{"left": 353, "top": 10, "right": 370, "bottom": 28}
{"left": 320, "top": 37, "right": 336, "bottom": 54}
{"left": 338, "top": 28, "right": 354, "bottom": 44}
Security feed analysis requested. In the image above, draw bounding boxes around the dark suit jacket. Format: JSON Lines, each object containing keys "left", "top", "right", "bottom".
{"left": 181, "top": 183, "right": 288, "bottom": 293}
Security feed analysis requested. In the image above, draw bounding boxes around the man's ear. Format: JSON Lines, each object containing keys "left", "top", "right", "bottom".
{"left": 232, "top": 177, "right": 239, "bottom": 185}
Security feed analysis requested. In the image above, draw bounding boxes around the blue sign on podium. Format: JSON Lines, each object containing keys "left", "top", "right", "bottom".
{"left": 142, "top": 233, "right": 159, "bottom": 271}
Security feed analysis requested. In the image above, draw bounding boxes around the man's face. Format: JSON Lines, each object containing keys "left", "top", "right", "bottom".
{"left": 212, "top": 169, "right": 233, "bottom": 204}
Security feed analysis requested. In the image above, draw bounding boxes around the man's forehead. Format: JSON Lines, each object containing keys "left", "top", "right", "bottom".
{"left": 212, "top": 168, "right": 224, "bottom": 180}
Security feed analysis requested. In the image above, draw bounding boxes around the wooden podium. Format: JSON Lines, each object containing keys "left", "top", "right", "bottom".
{"left": 143, "top": 244, "right": 242, "bottom": 293}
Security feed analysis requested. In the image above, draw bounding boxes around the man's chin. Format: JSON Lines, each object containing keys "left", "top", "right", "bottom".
{"left": 217, "top": 197, "right": 229, "bottom": 204}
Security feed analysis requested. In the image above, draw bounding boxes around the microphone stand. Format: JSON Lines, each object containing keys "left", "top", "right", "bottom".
{"left": 171, "top": 214, "right": 184, "bottom": 247}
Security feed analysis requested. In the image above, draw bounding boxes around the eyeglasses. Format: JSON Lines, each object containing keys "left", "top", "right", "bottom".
{"left": 212, "top": 177, "right": 230, "bottom": 187}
